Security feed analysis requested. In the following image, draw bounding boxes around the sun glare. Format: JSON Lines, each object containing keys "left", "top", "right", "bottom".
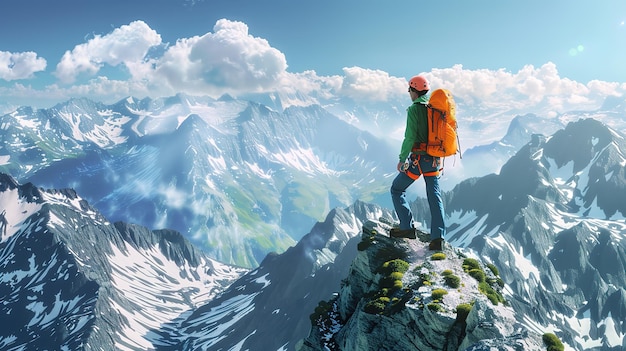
{"left": 568, "top": 45, "right": 585, "bottom": 56}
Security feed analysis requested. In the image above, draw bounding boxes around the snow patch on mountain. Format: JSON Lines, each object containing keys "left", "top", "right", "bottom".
{"left": 181, "top": 291, "right": 262, "bottom": 349}
{"left": 490, "top": 234, "right": 541, "bottom": 283}
{"left": 569, "top": 311, "right": 603, "bottom": 349}
{"left": 1, "top": 95, "right": 398, "bottom": 267}
{"left": 0, "top": 173, "right": 248, "bottom": 350}
{"left": 12, "top": 112, "right": 41, "bottom": 131}
{"left": 267, "top": 147, "right": 344, "bottom": 176}
{"left": 108, "top": 241, "right": 240, "bottom": 350}
{"left": 244, "top": 161, "right": 273, "bottom": 180}
{"left": 446, "top": 210, "right": 494, "bottom": 247}
{"left": 127, "top": 98, "right": 248, "bottom": 137}
{"left": 56, "top": 105, "right": 130, "bottom": 148}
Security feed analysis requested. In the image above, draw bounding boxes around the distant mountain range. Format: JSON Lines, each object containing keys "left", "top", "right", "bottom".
{"left": 3, "top": 117, "right": 624, "bottom": 350}
{"left": 5, "top": 93, "right": 623, "bottom": 268}
{"left": 152, "top": 117, "right": 626, "bottom": 350}
{"left": 0, "top": 94, "right": 396, "bottom": 267}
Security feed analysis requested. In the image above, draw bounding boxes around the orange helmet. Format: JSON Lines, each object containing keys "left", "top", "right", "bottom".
{"left": 409, "top": 75, "right": 430, "bottom": 91}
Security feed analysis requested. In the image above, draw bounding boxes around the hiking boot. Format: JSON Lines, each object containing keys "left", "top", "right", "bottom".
{"left": 389, "top": 228, "right": 416, "bottom": 239}
{"left": 429, "top": 238, "right": 445, "bottom": 251}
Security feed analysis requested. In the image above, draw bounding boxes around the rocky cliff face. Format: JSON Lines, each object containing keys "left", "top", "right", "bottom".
{"left": 298, "top": 220, "right": 544, "bottom": 351}
{"left": 0, "top": 173, "right": 246, "bottom": 350}
{"left": 435, "top": 118, "right": 626, "bottom": 350}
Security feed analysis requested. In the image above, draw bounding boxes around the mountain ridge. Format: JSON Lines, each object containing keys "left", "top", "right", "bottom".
{"left": 3, "top": 93, "right": 624, "bottom": 268}
{"left": 435, "top": 118, "right": 626, "bottom": 349}
{"left": 2, "top": 95, "right": 396, "bottom": 267}
{"left": 156, "top": 200, "right": 386, "bottom": 350}
{"left": 0, "top": 173, "right": 247, "bottom": 350}
{"left": 2, "top": 116, "right": 626, "bottom": 349}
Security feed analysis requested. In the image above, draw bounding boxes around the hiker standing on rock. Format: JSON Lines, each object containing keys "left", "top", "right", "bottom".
{"left": 389, "top": 75, "right": 446, "bottom": 251}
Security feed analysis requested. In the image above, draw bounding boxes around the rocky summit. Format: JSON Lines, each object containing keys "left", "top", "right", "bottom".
{"left": 298, "top": 220, "right": 544, "bottom": 351}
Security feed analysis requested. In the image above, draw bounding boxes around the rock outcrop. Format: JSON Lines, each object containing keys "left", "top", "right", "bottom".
{"left": 298, "top": 220, "right": 544, "bottom": 351}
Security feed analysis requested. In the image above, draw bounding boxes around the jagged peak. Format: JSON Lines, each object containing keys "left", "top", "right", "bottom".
{"left": 52, "top": 96, "right": 106, "bottom": 113}
{"left": 285, "top": 201, "right": 379, "bottom": 270}
{"left": 0, "top": 172, "right": 248, "bottom": 351}
{"left": 0, "top": 172, "right": 19, "bottom": 192}
{"left": 283, "top": 103, "right": 328, "bottom": 117}
{"left": 175, "top": 113, "right": 207, "bottom": 131}
{"left": 471, "top": 117, "right": 626, "bottom": 219}
{"left": 218, "top": 93, "right": 236, "bottom": 101}
{"left": 162, "top": 92, "right": 208, "bottom": 107}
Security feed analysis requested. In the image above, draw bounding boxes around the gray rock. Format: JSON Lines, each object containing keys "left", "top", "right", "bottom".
{"left": 299, "top": 220, "right": 544, "bottom": 351}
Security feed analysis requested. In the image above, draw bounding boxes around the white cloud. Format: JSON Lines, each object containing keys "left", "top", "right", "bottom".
{"left": 147, "top": 19, "right": 288, "bottom": 96}
{"left": 3, "top": 19, "right": 292, "bottom": 105}
{"left": 0, "top": 78, "right": 139, "bottom": 111}
{"left": 423, "top": 62, "right": 609, "bottom": 114}
{"left": 54, "top": 20, "right": 162, "bottom": 83}
{"left": 0, "top": 51, "right": 47, "bottom": 81}
{"left": 2, "top": 18, "right": 625, "bottom": 121}
{"left": 587, "top": 80, "right": 625, "bottom": 97}
{"left": 281, "top": 70, "right": 343, "bottom": 97}
{"left": 338, "top": 67, "right": 406, "bottom": 101}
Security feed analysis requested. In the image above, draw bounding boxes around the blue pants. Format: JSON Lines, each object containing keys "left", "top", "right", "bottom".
{"left": 390, "top": 154, "right": 445, "bottom": 240}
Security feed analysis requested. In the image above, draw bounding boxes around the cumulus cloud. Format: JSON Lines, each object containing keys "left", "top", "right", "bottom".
{"left": 338, "top": 67, "right": 406, "bottom": 101}
{"left": 4, "top": 19, "right": 292, "bottom": 104}
{"left": 149, "top": 19, "right": 288, "bottom": 95}
{"left": 4, "top": 18, "right": 624, "bottom": 120}
{"left": 0, "top": 51, "right": 47, "bottom": 81}
{"left": 54, "top": 20, "right": 162, "bottom": 83}
{"left": 423, "top": 62, "right": 605, "bottom": 114}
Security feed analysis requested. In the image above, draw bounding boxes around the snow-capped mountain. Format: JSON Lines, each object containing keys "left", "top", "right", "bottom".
{"left": 241, "top": 89, "right": 410, "bottom": 142}
{"left": 163, "top": 118, "right": 626, "bottom": 350}
{"left": 2, "top": 117, "right": 625, "bottom": 350}
{"left": 0, "top": 173, "right": 246, "bottom": 351}
{"left": 438, "top": 118, "right": 626, "bottom": 350}
{"left": 0, "top": 94, "right": 396, "bottom": 268}
{"left": 158, "top": 201, "right": 390, "bottom": 351}
{"left": 2, "top": 172, "right": 548, "bottom": 351}
{"left": 4, "top": 91, "right": 624, "bottom": 270}
{"left": 418, "top": 92, "right": 626, "bottom": 193}
{"left": 458, "top": 113, "right": 565, "bottom": 179}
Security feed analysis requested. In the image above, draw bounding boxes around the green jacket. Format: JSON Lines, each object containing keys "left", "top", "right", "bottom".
{"left": 398, "top": 94, "right": 429, "bottom": 161}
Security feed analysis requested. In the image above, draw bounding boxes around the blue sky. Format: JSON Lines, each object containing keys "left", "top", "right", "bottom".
{"left": 1, "top": 0, "right": 625, "bottom": 112}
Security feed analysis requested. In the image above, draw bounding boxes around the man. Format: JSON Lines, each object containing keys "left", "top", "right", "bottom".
{"left": 389, "top": 75, "right": 446, "bottom": 251}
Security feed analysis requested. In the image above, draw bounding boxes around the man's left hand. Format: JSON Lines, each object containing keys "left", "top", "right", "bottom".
{"left": 397, "top": 162, "right": 405, "bottom": 172}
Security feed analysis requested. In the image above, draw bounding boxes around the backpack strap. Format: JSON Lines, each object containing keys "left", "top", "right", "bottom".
{"left": 411, "top": 102, "right": 431, "bottom": 153}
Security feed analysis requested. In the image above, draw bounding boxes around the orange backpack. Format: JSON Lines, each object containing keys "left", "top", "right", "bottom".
{"left": 424, "top": 89, "right": 460, "bottom": 158}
